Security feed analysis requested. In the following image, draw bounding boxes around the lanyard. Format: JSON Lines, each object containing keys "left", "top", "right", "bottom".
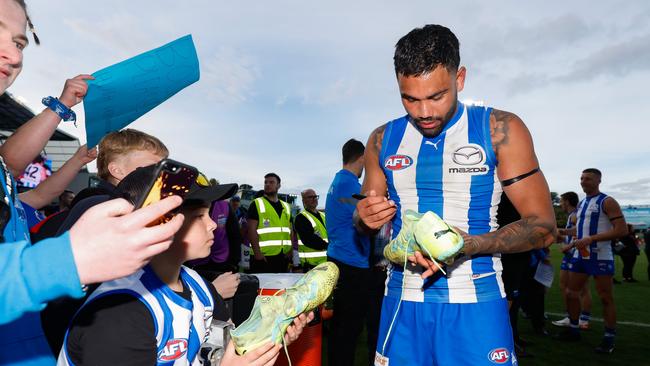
{"left": 0, "top": 156, "right": 13, "bottom": 242}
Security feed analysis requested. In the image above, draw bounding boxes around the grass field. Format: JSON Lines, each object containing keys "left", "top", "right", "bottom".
{"left": 327, "top": 245, "right": 650, "bottom": 366}
{"left": 513, "top": 245, "right": 649, "bottom": 366}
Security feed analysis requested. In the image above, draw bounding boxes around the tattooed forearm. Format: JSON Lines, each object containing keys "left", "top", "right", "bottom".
{"left": 462, "top": 216, "right": 557, "bottom": 256}
{"left": 490, "top": 109, "right": 518, "bottom": 155}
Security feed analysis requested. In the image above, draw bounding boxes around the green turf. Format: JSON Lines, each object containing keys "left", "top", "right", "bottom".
{"left": 515, "top": 245, "right": 649, "bottom": 366}
{"left": 325, "top": 246, "right": 650, "bottom": 366}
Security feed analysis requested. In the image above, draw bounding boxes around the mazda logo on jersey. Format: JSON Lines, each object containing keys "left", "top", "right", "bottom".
{"left": 158, "top": 338, "right": 188, "bottom": 361}
{"left": 448, "top": 144, "right": 489, "bottom": 175}
{"left": 452, "top": 145, "right": 484, "bottom": 165}
{"left": 384, "top": 154, "right": 413, "bottom": 171}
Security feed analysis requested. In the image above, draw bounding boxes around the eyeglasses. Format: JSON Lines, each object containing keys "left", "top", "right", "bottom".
{"left": 305, "top": 195, "right": 319, "bottom": 200}
{"left": 196, "top": 172, "right": 211, "bottom": 187}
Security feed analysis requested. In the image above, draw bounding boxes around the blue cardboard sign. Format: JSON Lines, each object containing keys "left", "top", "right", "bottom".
{"left": 84, "top": 35, "right": 200, "bottom": 147}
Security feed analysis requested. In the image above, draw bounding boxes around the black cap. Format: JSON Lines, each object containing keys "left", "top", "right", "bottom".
{"left": 118, "top": 164, "right": 238, "bottom": 206}
{"left": 184, "top": 181, "right": 238, "bottom": 206}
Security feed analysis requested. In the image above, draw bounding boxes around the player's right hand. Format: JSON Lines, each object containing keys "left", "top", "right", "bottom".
{"left": 356, "top": 190, "right": 396, "bottom": 230}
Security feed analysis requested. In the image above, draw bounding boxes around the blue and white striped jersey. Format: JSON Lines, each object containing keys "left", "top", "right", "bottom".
{"left": 565, "top": 210, "right": 577, "bottom": 244}
{"left": 59, "top": 265, "right": 214, "bottom": 366}
{"left": 380, "top": 102, "right": 505, "bottom": 303}
{"left": 572, "top": 193, "right": 614, "bottom": 261}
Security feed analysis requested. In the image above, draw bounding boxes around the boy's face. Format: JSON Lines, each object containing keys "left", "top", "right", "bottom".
{"left": 175, "top": 206, "right": 217, "bottom": 261}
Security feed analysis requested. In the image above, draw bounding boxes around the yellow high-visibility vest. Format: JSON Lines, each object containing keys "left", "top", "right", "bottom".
{"left": 296, "top": 210, "right": 328, "bottom": 266}
{"left": 255, "top": 197, "right": 292, "bottom": 256}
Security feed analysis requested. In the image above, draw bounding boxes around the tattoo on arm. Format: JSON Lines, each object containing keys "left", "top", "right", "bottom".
{"left": 371, "top": 124, "right": 387, "bottom": 155}
{"left": 463, "top": 216, "right": 556, "bottom": 255}
{"left": 490, "top": 110, "right": 517, "bottom": 156}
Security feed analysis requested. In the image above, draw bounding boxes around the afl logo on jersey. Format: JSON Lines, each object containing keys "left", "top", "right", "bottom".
{"left": 158, "top": 338, "right": 188, "bottom": 361}
{"left": 488, "top": 348, "right": 510, "bottom": 364}
{"left": 384, "top": 155, "right": 413, "bottom": 171}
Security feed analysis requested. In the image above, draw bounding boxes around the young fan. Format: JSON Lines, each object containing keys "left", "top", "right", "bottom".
{"left": 59, "top": 164, "right": 311, "bottom": 365}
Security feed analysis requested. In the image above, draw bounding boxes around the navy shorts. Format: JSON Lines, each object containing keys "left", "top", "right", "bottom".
{"left": 567, "top": 256, "right": 614, "bottom": 276}
{"left": 560, "top": 249, "right": 574, "bottom": 271}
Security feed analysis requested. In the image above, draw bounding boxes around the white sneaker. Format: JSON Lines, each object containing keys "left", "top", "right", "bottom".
{"left": 552, "top": 317, "right": 571, "bottom": 327}
{"left": 579, "top": 319, "right": 589, "bottom": 330}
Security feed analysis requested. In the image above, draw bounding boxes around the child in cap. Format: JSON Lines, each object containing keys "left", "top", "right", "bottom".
{"left": 59, "top": 164, "right": 311, "bottom": 365}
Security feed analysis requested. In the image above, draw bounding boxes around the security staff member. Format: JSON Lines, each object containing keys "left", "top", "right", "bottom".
{"left": 294, "top": 189, "right": 328, "bottom": 270}
{"left": 247, "top": 173, "right": 292, "bottom": 273}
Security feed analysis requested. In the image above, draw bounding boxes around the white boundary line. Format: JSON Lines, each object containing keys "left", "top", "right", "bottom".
{"left": 546, "top": 312, "right": 650, "bottom": 328}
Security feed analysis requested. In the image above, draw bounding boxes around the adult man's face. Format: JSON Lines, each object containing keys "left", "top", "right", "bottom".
{"left": 559, "top": 197, "right": 569, "bottom": 213}
{"left": 301, "top": 189, "right": 318, "bottom": 212}
{"left": 230, "top": 199, "right": 240, "bottom": 211}
{"left": 580, "top": 172, "right": 600, "bottom": 195}
{"left": 264, "top": 176, "right": 280, "bottom": 196}
{"left": 397, "top": 65, "right": 466, "bottom": 138}
{"left": 0, "top": 0, "right": 28, "bottom": 94}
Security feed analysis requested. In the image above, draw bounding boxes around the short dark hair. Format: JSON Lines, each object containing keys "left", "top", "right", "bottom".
{"left": 342, "top": 139, "right": 365, "bottom": 164}
{"left": 560, "top": 191, "right": 579, "bottom": 207}
{"left": 264, "top": 172, "right": 281, "bottom": 184}
{"left": 394, "top": 24, "right": 460, "bottom": 77}
{"left": 582, "top": 168, "right": 602, "bottom": 178}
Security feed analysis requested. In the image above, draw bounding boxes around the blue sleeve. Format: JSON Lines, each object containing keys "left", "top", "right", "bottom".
{"left": 339, "top": 179, "right": 361, "bottom": 209}
{"left": 0, "top": 231, "right": 85, "bottom": 324}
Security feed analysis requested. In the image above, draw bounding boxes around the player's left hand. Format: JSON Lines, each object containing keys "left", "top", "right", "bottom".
{"left": 59, "top": 74, "right": 94, "bottom": 108}
{"left": 408, "top": 251, "right": 442, "bottom": 279}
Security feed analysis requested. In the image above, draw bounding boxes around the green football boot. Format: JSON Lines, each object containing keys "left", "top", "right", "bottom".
{"left": 230, "top": 262, "right": 339, "bottom": 355}
{"left": 413, "top": 211, "right": 464, "bottom": 265}
{"left": 383, "top": 209, "right": 422, "bottom": 265}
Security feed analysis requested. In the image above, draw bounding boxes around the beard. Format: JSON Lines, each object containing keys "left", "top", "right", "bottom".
{"left": 412, "top": 99, "right": 458, "bottom": 138}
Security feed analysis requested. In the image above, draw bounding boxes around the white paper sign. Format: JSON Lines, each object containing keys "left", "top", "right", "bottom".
{"left": 534, "top": 261, "right": 555, "bottom": 288}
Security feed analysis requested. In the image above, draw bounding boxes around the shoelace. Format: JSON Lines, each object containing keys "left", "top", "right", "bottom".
{"left": 379, "top": 231, "right": 447, "bottom": 357}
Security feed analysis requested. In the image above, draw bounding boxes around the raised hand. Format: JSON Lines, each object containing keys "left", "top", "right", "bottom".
{"left": 356, "top": 190, "right": 396, "bottom": 230}
{"left": 59, "top": 74, "right": 94, "bottom": 108}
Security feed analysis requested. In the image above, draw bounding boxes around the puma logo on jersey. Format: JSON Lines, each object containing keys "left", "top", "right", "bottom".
{"left": 425, "top": 140, "right": 442, "bottom": 149}
{"left": 158, "top": 339, "right": 188, "bottom": 361}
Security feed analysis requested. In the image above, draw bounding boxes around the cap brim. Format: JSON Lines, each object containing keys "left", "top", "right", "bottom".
{"left": 184, "top": 183, "right": 238, "bottom": 205}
